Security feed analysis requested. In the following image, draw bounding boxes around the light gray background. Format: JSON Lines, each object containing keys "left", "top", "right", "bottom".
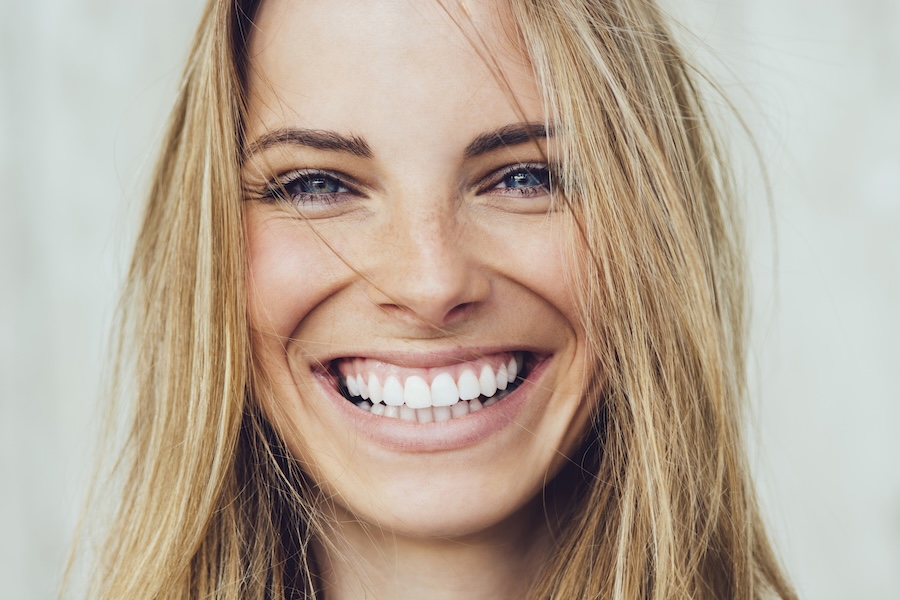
{"left": 1, "top": 1, "right": 897, "bottom": 598}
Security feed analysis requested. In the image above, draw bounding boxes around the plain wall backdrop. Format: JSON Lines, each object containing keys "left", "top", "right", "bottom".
{"left": 1, "top": 0, "right": 897, "bottom": 598}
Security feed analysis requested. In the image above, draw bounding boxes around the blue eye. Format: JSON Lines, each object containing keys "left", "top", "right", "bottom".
{"left": 488, "top": 164, "right": 553, "bottom": 197}
{"left": 282, "top": 172, "right": 350, "bottom": 197}
{"left": 292, "top": 173, "right": 345, "bottom": 195}
{"left": 266, "top": 170, "right": 353, "bottom": 206}
{"left": 499, "top": 169, "right": 548, "bottom": 189}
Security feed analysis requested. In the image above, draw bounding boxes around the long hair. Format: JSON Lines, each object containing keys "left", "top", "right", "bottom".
{"left": 72, "top": 0, "right": 796, "bottom": 598}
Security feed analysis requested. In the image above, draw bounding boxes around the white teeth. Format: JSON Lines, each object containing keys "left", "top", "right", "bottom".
{"left": 346, "top": 375, "right": 360, "bottom": 396}
{"left": 451, "top": 401, "right": 470, "bottom": 418}
{"left": 416, "top": 407, "right": 434, "bottom": 423}
{"left": 430, "top": 372, "right": 459, "bottom": 407}
{"left": 383, "top": 376, "right": 404, "bottom": 406}
{"left": 357, "top": 374, "right": 368, "bottom": 399}
{"left": 433, "top": 406, "right": 452, "bottom": 422}
{"left": 368, "top": 373, "right": 383, "bottom": 404}
{"left": 346, "top": 353, "right": 528, "bottom": 417}
{"left": 457, "top": 369, "right": 480, "bottom": 401}
{"left": 496, "top": 363, "right": 509, "bottom": 390}
{"left": 359, "top": 396, "right": 499, "bottom": 420}
{"left": 404, "top": 376, "right": 431, "bottom": 409}
{"left": 479, "top": 364, "right": 498, "bottom": 397}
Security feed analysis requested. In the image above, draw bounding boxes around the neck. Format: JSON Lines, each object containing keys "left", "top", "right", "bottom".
{"left": 312, "top": 499, "right": 552, "bottom": 600}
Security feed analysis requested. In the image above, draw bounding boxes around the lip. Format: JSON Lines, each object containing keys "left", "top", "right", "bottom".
{"left": 315, "top": 347, "right": 539, "bottom": 369}
{"left": 312, "top": 350, "right": 552, "bottom": 453}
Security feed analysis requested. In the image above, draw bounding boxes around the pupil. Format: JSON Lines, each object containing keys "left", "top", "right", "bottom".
{"left": 302, "top": 175, "right": 337, "bottom": 194}
{"left": 507, "top": 170, "right": 543, "bottom": 188}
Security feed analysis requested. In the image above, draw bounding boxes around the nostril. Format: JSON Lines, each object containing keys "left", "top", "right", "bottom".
{"left": 360, "top": 218, "right": 491, "bottom": 326}
{"left": 442, "top": 301, "right": 477, "bottom": 324}
{"left": 366, "top": 263, "right": 490, "bottom": 327}
{"left": 377, "top": 300, "right": 476, "bottom": 329}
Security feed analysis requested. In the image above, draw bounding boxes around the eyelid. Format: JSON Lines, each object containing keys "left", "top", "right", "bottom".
{"left": 476, "top": 162, "right": 553, "bottom": 194}
{"left": 271, "top": 168, "right": 356, "bottom": 191}
{"left": 257, "top": 167, "right": 367, "bottom": 208}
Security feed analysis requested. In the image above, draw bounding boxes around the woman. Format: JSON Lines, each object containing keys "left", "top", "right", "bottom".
{"left": 77, "top": 0, "right": 796, "bottom": 598}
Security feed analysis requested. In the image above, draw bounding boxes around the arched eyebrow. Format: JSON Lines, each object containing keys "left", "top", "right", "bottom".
{"left": 243, "top": 121, "right": 551, "bottom": 160}
{"left": 244, "top": 128, "right": 373, "bottom": 159}
{"left": 463, "top": 122, "right": 551, "bottom": 158}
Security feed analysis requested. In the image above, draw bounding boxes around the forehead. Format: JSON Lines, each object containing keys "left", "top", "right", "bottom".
{"left": 244, "top": 0, "right": 543, "bottom": 148}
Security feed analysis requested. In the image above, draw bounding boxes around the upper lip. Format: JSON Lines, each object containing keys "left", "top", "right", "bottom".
{"left": 312, "top": 346, "right": 547, "bottom": 371}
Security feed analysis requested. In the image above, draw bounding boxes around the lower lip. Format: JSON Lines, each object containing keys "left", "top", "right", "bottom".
{"left": 316, "top": 356, "right": 551, "bottom": 453}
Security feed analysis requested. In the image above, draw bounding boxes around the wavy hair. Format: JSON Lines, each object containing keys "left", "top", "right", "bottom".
{"left": 68, "top": 1, "right": 796, "bottom": 598}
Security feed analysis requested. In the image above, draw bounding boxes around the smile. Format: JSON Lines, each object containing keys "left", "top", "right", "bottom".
{"left": 331, "top": 351, "right": 531, "bottom": 423}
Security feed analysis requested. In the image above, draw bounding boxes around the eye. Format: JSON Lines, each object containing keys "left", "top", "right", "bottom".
{"left": 264, "top": 169, "right": 356, "bottom": 206}
{"left": 498, "top": 169, "right": 548, "bottom": 189}
{"left": 482, "top": 163, "right": 553, "bottom": 198}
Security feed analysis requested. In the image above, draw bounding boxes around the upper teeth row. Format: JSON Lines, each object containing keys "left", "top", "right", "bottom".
{"left": 343, "top": 355, "right": 522, "bottom": 409}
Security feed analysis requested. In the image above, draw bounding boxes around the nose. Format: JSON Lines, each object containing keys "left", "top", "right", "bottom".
{"left": 365, "top": 203, "right": 490, "bottom": 328}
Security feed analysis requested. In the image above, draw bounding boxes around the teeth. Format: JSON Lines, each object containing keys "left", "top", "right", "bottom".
{"left": 346, "top": 374, "right": 359, "bottom": 396}
{"left": 457, "top": 369, "right": 481, "bottom": 401}
{"left": 433, "top": 406, "right": 452, "bottom": 422}
{"left": 496, "top": 363, "right": 509, "bottom": 390}
{"left": 341, "top": 352, "right": 528, "bottom": 418}
{"left": 450, "top": 401, "right": 470, "bottom": 418}
{"left": 357, "top": 374, "right": 368, "bottom": 399}
{"left": 404, "top": 376, "right": 431, "bottom": 409}
{"left": 383, "top": 376, "right": 404, "bottom": 406}
{"left": 416, "top": 407, "right": 434, "bottom": 424}
{"left": 359, "top": 395, "right": 497, "bottom": 421}
{"left": 399, "top": 406, "right": 417, "bottom": 421}
{"left": 479, "top": 365, "right": 498, "bottom": 397}
{"left": 368, "top": 374, "right": 382, "bottom": 404}
{"left": 430, "top": 373, "right": 459, "bottom": 407}
{"left": 507, "top": 355, "right": 518, "bottom": 385}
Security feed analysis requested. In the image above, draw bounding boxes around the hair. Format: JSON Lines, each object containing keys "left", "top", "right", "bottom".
{"left": 69, "top": 0, "right": 796, "bottom": 598}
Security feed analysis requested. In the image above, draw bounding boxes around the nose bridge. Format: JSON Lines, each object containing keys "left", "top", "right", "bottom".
{"left": 367, "top": 197, "right": 487, "bottom": 327}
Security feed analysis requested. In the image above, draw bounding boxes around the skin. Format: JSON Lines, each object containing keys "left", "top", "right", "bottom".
{"left": 242, "top": 0, "right": 593, "bottom": 597}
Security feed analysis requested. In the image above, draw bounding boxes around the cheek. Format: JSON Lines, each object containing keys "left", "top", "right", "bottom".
{"left": 245, "top": 210, "right": 350, "bottom": 340}
{"left": 536, "top": 226, "right": 581, "bottom": 339}
{"left": 525, "top": 246, "right": 576, "bottom": 323}
{"left": 495, "top": 215, "right": 581, "bottom": 334}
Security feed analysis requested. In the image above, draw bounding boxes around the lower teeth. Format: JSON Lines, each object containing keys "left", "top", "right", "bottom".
{"left": 350, "top": 381, "right": 517, "bottom": 422}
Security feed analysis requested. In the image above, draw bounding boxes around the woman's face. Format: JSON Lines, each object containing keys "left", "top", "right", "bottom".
{"left": 244, "top": 0, "right": 592, "bottom": 539}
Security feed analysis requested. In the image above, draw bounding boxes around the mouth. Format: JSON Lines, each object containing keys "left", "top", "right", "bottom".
{"left": 325, "top": 351, "right": 536, "bottom": 423}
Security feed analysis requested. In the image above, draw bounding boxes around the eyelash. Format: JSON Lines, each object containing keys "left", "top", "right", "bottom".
{"left": 259, "top": 163, "right": 554, "bottom": 207}
{"left": 262, "top": 169, "right": 357, "bottom": 206}
{"left": 478, "top": 163, "right": 553, "bottom": 198}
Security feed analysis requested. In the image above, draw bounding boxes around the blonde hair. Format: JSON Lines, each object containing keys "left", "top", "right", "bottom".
{"left": 71, "top": 0, "right": 796, "bottom": 598}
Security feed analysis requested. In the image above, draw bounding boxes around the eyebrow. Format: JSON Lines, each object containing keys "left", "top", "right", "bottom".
{"left": 464, "top": 122, "right": 551, "bottom": 158}
{"left": 244, "top": 128, "right": 373, "bottom": 159}
{"left": 243, "top": 121, "right": 550, "bottom": 161}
